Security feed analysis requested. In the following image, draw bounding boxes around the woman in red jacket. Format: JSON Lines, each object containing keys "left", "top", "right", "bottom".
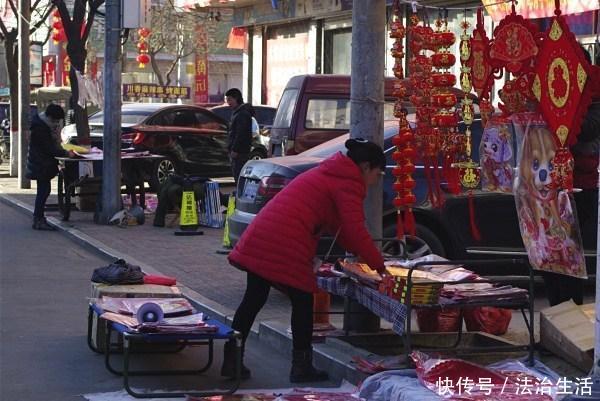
{"left": 221, "top": 138, "right": 387, "bottom": 382}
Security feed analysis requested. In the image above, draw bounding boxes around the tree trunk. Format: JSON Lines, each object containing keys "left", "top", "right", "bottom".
{"left": 4, "top": 31, "right": 18, "bottom": 176}
{"left": 66, "top": 39, "right": 90, "bottom": 144}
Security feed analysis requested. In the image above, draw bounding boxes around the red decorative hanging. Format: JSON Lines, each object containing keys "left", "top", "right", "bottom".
{"left": 532, "top": 1, "right": 593, "bottom": 191}
{"left": 52, "top": 12, "right": 66, "bottom": 45}
{"left": 390, "top": 7, "right": 417, "bottom": 238}
{"left": 469, "top": 8, "right": 494, "bottom": 103}
{"left": 136, "top": 28, "right": 152, "bottom": 68}
{"left": 488, "top": 1, "right": 540, "bottom": 75}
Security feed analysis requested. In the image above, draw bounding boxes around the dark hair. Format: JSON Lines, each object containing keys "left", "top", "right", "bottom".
{"left": 45, "top": 103, "right": 65, "bottom": 120}
{"left": 579, "top": 43, "right": 592, "bottom": 65}
{"left": 345, "top": 138, "right": 386, "bottom": 170}
{"left": 225, "top": 88, "right": 244, "bottom": 104}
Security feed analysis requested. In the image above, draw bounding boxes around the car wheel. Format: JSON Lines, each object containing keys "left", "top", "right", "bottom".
{"left": 382, "top": 221, "right": 446, "bottom": 259}
{"left": 150, "top": 157, "right": 177, "bottom": 192}
{"left": 249, "top": 148, "right": 267, "bottom": 160}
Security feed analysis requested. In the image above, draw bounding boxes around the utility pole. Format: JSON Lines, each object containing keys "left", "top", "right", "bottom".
{"left": 99, "top": 0, "right": 122, "bottom": 224}
{"left": 344, "top": 0, "right": 386, "bottom": 333}
{"left": 350, "top": 0, "right": 385, "bottom": 238}
{"left": 17, "top": 0, "right": 30, "bottom": 189}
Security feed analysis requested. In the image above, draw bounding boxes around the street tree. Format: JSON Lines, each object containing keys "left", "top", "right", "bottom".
{"left": 143, "top": 1, "right": 195, "bottom": 88}
{"left": 139, "top": 1, "right": 224, "bottom": 89}
{"left": 0, "top": 0, "right": 54, "bottom": 174}
{"left": 52, "top": 0, "right": 104, "bottom": 145}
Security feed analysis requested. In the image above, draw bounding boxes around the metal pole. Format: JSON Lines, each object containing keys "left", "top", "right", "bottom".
{"left": 17, "top": 0, "right": 30, "bottom": 189}
{"left": 99, "top": 0, "right": 122, "bottom": 224}
{"left": 350, "top": 0, "right": 385, "bottom": 239}
{"left": 344, "top": 0, "right": 386, "bottom": 333}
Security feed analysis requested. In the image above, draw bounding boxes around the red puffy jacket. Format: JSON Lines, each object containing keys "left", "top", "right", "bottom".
{"left": 228, "top": 152, "right": 385, "bottom": 293}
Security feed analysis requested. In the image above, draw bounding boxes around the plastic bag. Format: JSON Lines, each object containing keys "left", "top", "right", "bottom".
{"left": 416, "top": 307, "right": 461, "bottom": 332}
{"left": 463, "top": 307, "right": 512, "bottom": 335}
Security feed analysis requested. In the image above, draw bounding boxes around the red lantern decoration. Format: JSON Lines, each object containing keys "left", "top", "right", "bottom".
{"left": 138, "top": 27, "right": 151, "bottom": 38}
{"left": 137, "top": 41, "right": 149, "bottom": 52}
{"left": 136, "top": 53, "right": 150, "bottom": 68}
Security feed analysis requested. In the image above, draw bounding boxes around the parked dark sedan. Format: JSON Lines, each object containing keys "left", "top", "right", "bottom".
{"left": 228, "top": 118, "right": 596, "bottom": 276}
{"left": 62, "top": 103, "right": 264, "bottom": 191}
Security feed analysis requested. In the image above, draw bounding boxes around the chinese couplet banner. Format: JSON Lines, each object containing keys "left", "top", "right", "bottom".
{"left": 195, "top": 25, "right": 209, "bottom": 104}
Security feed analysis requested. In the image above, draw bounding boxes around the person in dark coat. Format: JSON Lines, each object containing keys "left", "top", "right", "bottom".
{"left": 542, "top": 46, "right": 598, "bottom": 306}
{"left": 26, "top": 104, "right": 73, "bottom": 230}
{"left": 225, "top": 88, "right": 252, "bottom": 184}
{"left": 220, "top": 138, "right": 387, "bottom": 383}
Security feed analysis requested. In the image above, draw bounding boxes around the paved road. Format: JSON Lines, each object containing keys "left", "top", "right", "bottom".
{"left": 0, "top": 203, "right": 338, "bottom": 401}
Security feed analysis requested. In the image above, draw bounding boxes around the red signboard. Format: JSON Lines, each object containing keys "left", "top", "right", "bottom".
{"left": 194, "top": 25, "right": 209, "bottom": 104}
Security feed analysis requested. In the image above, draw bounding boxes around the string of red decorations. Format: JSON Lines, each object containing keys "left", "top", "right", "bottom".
{"left": 137, "top": 27, "right": 151, "bottom": 68}
{"left": 51, "top": 9, "right": 66, "bottom": 44}
{"left": 389, "top": 4, "right": 417, "bottom": 238}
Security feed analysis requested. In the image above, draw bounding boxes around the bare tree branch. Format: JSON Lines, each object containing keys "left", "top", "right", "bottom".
{"left": 30, "top": 4, "right": 55, "bottom": 34}
{"left": 0, "top": 17, "right": 9, "bottom": 39}
{"left": 51, "top": 0, "right": 72, "bottom": 25}
{"left": 31, "top": 0, "right": 43, "bottom": 12}
{"left": 7, "top": 0, "right": 17, "bottom": 18}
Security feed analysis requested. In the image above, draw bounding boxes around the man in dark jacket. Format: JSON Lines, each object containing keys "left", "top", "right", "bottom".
{"left": 26, "top": 104, "right": 73, "bottom": 230}
{"left": 225, "top": 88, "right": 252, "bottom": 184}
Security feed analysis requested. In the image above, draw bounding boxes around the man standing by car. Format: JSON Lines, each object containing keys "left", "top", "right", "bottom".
{"left": 225, "top": 88, "right": 253, "bottom": 184}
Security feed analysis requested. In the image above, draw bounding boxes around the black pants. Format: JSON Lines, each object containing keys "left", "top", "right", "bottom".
{"left": 231, "top": 154, "right": 249, "bottom": 185}
{"left": 34, "top": 179, "right": 51, "bottom": 218}
{"left": 232, "top": 271, "right": 313, "bottom": 351}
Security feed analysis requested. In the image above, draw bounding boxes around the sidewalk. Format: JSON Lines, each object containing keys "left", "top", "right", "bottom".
{"left": 0, "top": 165, "right": 589, "bottom": 382}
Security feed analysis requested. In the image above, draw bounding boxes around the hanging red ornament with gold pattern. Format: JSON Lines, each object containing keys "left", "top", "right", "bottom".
{"left": 137, "top": 28, "right": 152, "bottom": 68}
{"left": 532, "top": 0, "right": 593, "bottom": 191}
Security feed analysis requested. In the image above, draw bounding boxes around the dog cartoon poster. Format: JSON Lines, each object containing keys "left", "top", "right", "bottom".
{"left": 512, "top": 112, "right": 587, "bottom": 278}
{"left": 479, "top": 116, "right": 515, "bottom": 193}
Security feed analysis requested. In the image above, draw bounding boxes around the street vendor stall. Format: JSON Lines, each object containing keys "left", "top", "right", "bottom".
{"left": 55, "top": 150, "right": 163, "bottom": 221}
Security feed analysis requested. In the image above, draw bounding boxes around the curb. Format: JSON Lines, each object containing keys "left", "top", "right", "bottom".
{"left": 0, "top": 192, "right": 366, "bottom": 383}
{"left": 0, "top": 192, "right": 237, "bottom": 327}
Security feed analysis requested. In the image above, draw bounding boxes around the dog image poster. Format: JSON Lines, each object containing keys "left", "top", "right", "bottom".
{"left": 479, "top": 116, "right": 515, "bottom": 193}
{"left": 512, "top": 113, "right": 587, "bottom": 278}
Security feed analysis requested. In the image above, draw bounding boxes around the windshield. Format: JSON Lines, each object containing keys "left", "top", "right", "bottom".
{"left": 272, "top": 89, "right": 299, "bottom": 129}
{"left": 88, "top": 111, "right": 149, "bottom": 126}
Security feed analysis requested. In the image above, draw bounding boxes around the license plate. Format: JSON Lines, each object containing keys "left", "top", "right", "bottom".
{"left": 242, "top": 180, "right": 259, "bottom": 200}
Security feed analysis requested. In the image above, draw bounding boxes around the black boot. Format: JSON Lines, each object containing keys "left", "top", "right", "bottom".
{"left": 289, "top": 348, "right": 329, "bottom": 383}
{"left": 33, "top": 217, "right": 55, "bottom": 231}
{"left": 220, "top": 340, "right": 251, "bottom": 379}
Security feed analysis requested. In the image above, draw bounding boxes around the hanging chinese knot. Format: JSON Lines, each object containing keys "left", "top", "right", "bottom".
{"left": 430, "top": 11, "right": 461, "bottom": 195}
{"left": 469, "top": 8, "right": 494, "bottom": 126}
{"left": 51, "top": 9, "right": 66, "bottom": 44}
{"left": 137, "top": 27, "right": 151, "bottom": 68}
{"left": 390, "top": 5, "right": 417, "bottom": 238}
{"left": 532, "top": 0, "right": 593, "bottom": 191}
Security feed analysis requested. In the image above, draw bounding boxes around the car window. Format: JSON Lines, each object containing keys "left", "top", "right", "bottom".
{"left": 194, "top": 111, "right": 226, "bottom": 130}
{"left": 306, "top": 99, "right": 351, "bottom": 130}
{"left": 254, "top": 108, "right": 275, "bottom": 126}
{"left": 89, "top": 111, "right": 149, "bottom": 125}
{"left": 273, "top": 89, "right": 299, "bottom": 129}
{"left": 210, "top": 106, "right": 231, "bottom": 122}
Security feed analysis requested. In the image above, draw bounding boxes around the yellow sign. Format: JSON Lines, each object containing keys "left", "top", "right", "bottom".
{"left": 180, "top": 191, "right": 198, "bottom": 227}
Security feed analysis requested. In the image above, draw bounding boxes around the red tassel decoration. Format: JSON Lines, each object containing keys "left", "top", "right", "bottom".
{"left": 397, "top": 211, "right": 405, "bottom": 239}
{"left": 468, "top": 191, "right": 482, "bottom": 241}
{"left": 404, "top": 208, "right": 416, "bottom": 236}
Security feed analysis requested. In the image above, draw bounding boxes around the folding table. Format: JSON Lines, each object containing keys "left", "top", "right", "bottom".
{"left": 89, "top": 303, "right": 242, "bottom": 399}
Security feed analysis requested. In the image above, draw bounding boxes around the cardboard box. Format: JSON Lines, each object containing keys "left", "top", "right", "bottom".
{"left": 540, "top": 301, "right": 595, "bottom": 371}
{"left": 89, "top": 283, "right": 182, "bottom": 351}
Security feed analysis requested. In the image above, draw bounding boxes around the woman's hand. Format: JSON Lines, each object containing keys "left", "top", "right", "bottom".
{"left": 67, "top": 150, "right": 76, "bottom": 158}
